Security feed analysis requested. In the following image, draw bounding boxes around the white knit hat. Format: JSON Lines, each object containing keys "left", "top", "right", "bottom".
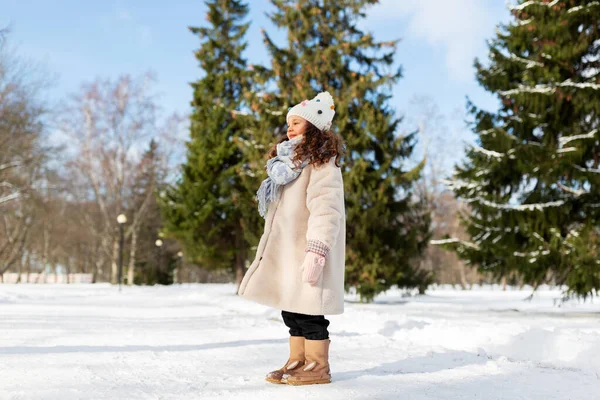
{"left": 286, "top": 91, "right": 335, "bottom": 131}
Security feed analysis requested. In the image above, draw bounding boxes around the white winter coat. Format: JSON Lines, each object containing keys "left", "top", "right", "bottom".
{"left": 238, "top": 157, "right": 346, "bottom": 315}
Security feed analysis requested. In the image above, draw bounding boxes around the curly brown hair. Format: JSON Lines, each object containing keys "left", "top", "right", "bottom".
{"left": 267, "top": 122, "right": 346, "bottom": 168}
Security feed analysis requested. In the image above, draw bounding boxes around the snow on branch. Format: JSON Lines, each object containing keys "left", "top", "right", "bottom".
{"left": 440, "top": 178, "right": 482, "bottom": 190}
{"left": 479, "top": 128, "right": 496, "bottom": 136}
{"left": 471, "top": 196, "right": 565, "bottom": 211}
{"left": 574, "top": 165, "right": 600, "bottom": 174}
{"left": 471, "top": 145, "right": 505, "bottom": 159}
{"left": 557, "top": 183, "right": 587, "bottom": 197}
{"left": 499, "top": 85, "right": 555, "bottom": 96}
{"left": 556, "top": 147, "right": 577, "bottom": 153}
{"left": 567, "top": 1, "right": 599, "bottom": 14}
{"left": 511, "top": 241, "right": 552, "bottom": 258}
{"left": 509, "top": 53, "right": 544, "bottom": 68}
{"left": 532, "top": 232, "right": 546, "bottom": 243}
{"left": 514, "top": 248, "right": 550, "bottom": 259}
{"left": 474, "top": 230, "right": 492, "bottom": 244}
{"left": 236, "top": 137, "right": 265, "bottom": 150}
{"left": 479, "top": 125, "right": 517, "bottom": 141}
{"left": 477, "top": 221, "right": 519, "bottom": 234}
{"left": 471, "top": 221, "right": 507, "bottom": 232}
{"left": 215, "top": 103, "right": 250, "bottom": 116}
{"left": 516, "top": 18, "right": 533, "bottom": 26}
{"left": 430, "top": 238, "right": 480, "bottom": 250}
{"left": 507, "top": 115, "right": 524, "bottom": 123}
{"left": 499, "top": 79, "right": 600, "bottom": 96}
{"left": 558, "top": 129, "right": 597, "bottom": 146}
{"left": 560, "top": 80, "right": 600, "bottom": 90}
{"left": 508, "top": 0, "right": 558, "bottom": 11}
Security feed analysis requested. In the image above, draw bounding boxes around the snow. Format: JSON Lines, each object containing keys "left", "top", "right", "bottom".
{"left": 558, "top": 129, "right": 598, "bottom": 146}
{"left": 499, "top": 85, "right": 555, "bottom": 96}
{"left": 499, "top": 79, "right": 600, "bottom": 96}
{"left": 516, "top": 18, "right": 532, "bottom": 26}
{"left": 1, "top": 284, "right": 599, "bottom": 399}
{"left": 440, "top": 178, "right": 482, "bottom": 190}
{"left": 509, "top": 0, "right": 598, "bottom": 14}
{"left": 509, "top": 53, "right": 544, "bottom": 68}
{"left": 470, "top": 196, "right": 566, "bottom": 211}
{"left": 430, "top": 238, "right": 480, "bottom": 249}
{"left": 508, "top": 0, "right": 559, "bottom": 12}
{"left": 560, "top": 79, "right": 600, "bottom": 90}
{"left": 471, "top": 145, "right": 505, "bottom": 159}
{"left": 567, "top": 1, "right": 600, "bottom": 13}
{"left": 556, "top": 146, "right": 577, "bottom": 153}
{"left": 479, "top": 128, "right": 496, "bottom": 135}
{"left": 557, "top": 182, "right": 587, "bottom": 196}
{"left": 532, "top": 232, "right": 545, "bottom": 243}
{"left": 265, "top": 109, "right": 284, "bottom": 116}
{"left": 574, "top": 165, "right": 600, "bottom": 174}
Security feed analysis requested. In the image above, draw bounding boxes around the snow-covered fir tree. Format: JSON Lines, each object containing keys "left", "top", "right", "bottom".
{"left": 439, "top": 0, "right": 600, "bottom": 298}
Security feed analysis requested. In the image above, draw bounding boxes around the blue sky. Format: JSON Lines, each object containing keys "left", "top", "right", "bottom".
{"left": 3, "top": 0, "right": 511, "bottom": 166}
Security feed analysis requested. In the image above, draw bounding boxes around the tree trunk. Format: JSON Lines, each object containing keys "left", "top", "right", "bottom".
{"left": 91, "top": 243, "right": 99, "bottom": 284}
{"left": 94, "top": 235, "right": 109, "bottom": 283}
{"left": 458, "top": 262, "right": 468, "bottom": 290}
{"left": 127, "top": 229, "right": 138, "bottom": 285}
{"left": 41, "top": 225, "right": 50, "bottom": 283}
{"left": 235, "top": 221, "right": 246, "bottom": 291}
{"left": 16, "top": 252, "right": 23, "bottom": 283}
{"left": 110, "top": 236, "right": 119, "bottom": 284}
{"left": 24, "top": 251, "right": 31, "bottom": 283}
{"left": 65, "top": 256, "right": 71, "bottom": 284}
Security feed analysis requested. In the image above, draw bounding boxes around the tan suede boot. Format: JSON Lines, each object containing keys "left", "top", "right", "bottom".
{"left": 265, "top": 336, "right": 305, "bottom": 384}
{"left": 283, "top": 339, "right": 331, "bottom": 386}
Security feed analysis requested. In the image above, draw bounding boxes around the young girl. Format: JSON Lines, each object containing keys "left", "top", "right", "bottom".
{"left": 237, "top": 91, "right": 346, "bottom": 386}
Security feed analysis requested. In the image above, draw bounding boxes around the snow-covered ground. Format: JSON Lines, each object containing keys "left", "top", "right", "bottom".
{"left": 1, "top": 283, "right": 599, "bottom": 399}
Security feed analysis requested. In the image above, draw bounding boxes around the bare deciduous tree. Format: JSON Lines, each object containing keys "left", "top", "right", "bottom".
{"left": 58, "top": 74, "right": 161, "bottom": 284}
{"left": 0, "top": 29, "right": 52, "bottom": 278}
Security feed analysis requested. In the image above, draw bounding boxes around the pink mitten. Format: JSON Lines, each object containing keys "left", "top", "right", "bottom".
{"left": 301, "top": 251, "right": 326, "bottom": 285}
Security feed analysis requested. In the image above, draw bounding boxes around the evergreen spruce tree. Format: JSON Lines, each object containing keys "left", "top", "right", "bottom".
{"left": 249, "top": 0, "right": 431, "bottom": 301}
{"left": 440, "top": 0, "right": 600, "bottom": 298}
{"left": 158, "top": 0, "right": 261, "bottom": 287}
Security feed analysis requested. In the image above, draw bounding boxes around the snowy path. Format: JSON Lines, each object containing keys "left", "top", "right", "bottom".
{"left": 1, "top": 284, "right": 599, "bottom": 399}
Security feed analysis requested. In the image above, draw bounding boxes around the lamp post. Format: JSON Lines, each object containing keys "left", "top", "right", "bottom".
{"left": 117, "top": 214, "right": 127, "bottom": 291}
{"left": 155, "top": 239, "right": 163, "bottom": 285}
{"left": 176, "top": 251, "right": 183, "bottom": 284}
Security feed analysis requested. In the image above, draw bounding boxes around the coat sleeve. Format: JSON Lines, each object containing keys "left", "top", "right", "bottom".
{"left": 305, "top": 160, "right": 344, "bottom": 258}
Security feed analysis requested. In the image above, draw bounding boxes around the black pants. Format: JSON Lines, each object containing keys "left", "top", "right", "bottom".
{"left": 282, "top": 310, "right": 330, "bottom": 340}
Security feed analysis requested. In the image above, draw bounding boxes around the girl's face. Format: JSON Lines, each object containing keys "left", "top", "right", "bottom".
{"left": 287, "top": 116, "right": 308, "bottom": 140}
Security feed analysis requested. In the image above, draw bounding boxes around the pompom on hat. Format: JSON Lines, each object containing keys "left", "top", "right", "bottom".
{"left": 286, "top": 91, "right": 335, "bottom": 131}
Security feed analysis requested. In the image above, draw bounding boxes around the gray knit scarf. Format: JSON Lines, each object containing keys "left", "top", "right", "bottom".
{"left": 256, "top": 135, "right": 309, "bottom": 218}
